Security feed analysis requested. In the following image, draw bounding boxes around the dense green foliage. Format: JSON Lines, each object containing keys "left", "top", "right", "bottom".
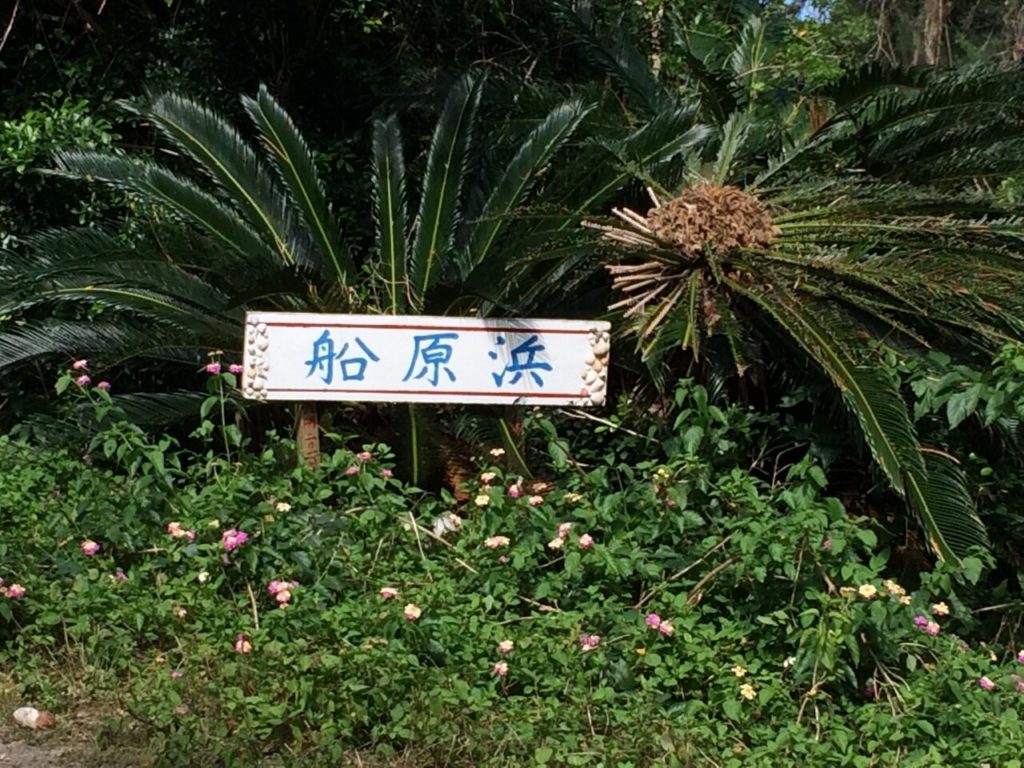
{"left": 4, "top": 1, "right": 1024, "bottom": 764}
{"left": 2, "top": 381, "right": 1023, "bottom": 766}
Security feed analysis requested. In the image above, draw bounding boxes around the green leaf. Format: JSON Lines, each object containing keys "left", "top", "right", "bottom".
{"left": 51, "top": 152, "right": 280, "bottom": 267}
{"left": 534, "top": 746, "right": 554, "bottom": 765}
{"left": 408, "top": 74, "right": 482, "bottom": 308}
{"left": 139, "top": 92, "right": 306, "bottom": 268}
{"left": 945, "top": 385, "right": 981, "bottom": 428}
{"left": 728, "top": 277, "right": 988, "bottom": 563}
{"left": 713, "top": 112, "right": 750, "bottom": 186}
{"left": 960, "top": 555, "right": 983, "bottom": 584}
{"left": 466, "top": 99, "right": 592, "bottom": 272}
{"left": 682, "top": 425, "right": 704, "bottom": 453}
{"left": 722, "top": 699, "right": 742, "bottom": 721}
{"left": 244, "top": 85, "right": 354, "bottom": 285}
{"left": 372, "top": 115, "right": 408, "bottom": 314}
{"left": 200, "top": 395, "right": 218, "bottom": 420}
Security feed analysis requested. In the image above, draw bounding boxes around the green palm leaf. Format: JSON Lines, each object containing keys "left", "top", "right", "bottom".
{"left": 51, "top": 151, "right": 279, "bottom": 267}
{"left": 463, "top": 99, "right": 592, "bottom": 289}
{"left": 243, "top": 85, "right": 354, "bottom": 286}
{"left": 372, "top": 115, "right": 408, "bottom": 314}
{"left": 136, "top": 93, "right": 307, "bottom": 268}
{"left": 408, "top": 73, "right": 482, "bottom": 309}
{"left": 468, "top": 98, "right": 591, "bottom": 265}
{"left": 729, "top": 278, "right": 987, "bottom": 562}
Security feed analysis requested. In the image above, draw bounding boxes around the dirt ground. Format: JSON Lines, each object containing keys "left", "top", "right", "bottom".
{"left": 0, "top": 735, "right": 84, "bottom": 768}
{"left": 0, "top": 697, "right": 119, "bottom": 768}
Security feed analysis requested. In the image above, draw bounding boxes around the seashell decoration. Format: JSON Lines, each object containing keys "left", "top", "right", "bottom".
{"left": 578, "top": 327, "right": 611, "bottom": 406}
{"left": 244, "top": 318, "right": 271, "bottom": 401}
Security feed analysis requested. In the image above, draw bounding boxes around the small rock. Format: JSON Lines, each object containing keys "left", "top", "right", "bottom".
{"left": 13, "top": 707, "right": 56, "bottom": 730}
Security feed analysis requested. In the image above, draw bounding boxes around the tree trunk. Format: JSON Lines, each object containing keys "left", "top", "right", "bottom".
{"left": 1006, "top": 0, "right": 1024, "bottom": 61}
{"left": 915, "top": 0, "right": 950, "bottom": 66}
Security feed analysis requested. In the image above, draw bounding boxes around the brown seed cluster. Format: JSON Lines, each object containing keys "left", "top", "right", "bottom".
{"left": 646, "top": 184, "right": 778, "bottom": 256}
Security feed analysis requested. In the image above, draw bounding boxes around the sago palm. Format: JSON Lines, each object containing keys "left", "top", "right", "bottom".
{"left": 583, "top": 70, "right": 1024, "bottom": 563}
{"left": 552, "top": 6, "right": 1024, "bottom": 562}
{"left": 0, "top": 76, "right": 596, "bottom": 478}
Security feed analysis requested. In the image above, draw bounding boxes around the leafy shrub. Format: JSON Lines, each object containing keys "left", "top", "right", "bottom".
{"left": 1, "top": 382, "right": 1022, "bottom": 766}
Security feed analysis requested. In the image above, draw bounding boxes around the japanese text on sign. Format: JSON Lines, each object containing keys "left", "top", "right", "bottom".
{"left": 242, "top": 313, "right": 611, "bottom": 406}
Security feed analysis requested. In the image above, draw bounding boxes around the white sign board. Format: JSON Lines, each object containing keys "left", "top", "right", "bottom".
{"left": 242, "top": 313, "right": 611, "bottom": 406}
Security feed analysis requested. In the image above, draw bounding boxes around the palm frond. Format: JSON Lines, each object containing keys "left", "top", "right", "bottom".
{"left": 728, "top": 278, "right": 984, "bottom": 562}
{"left": 243, "top": 85, "right": 354, "bottom": 286}
{"left": 408, "top": 73, "right": 482, "bottom": 309}
{"left": 463, "top": 99, "right": 592, "bottom": 286}
{"left": 135, "top": 92, "right": 309, "bottom": 268}
{"left": 371, "top": 115, "right": 409, "bottom": 314}
{"left": 712, "top": 112, "right": 750, "bottom": 186}
{"left": 553, "top": 2, "right": 673, "bottom": 116}
{"left": 51, "top": 151, "right": 280, "bottom": 267}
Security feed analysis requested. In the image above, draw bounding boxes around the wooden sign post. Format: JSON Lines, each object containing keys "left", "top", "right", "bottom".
{"left": 243, "top": 313, "right": 611, "bottom": 466}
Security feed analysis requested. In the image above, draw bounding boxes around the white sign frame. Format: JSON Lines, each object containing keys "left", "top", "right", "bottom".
{"left": 242, "top": 313, "right": 610, "bottom": 406}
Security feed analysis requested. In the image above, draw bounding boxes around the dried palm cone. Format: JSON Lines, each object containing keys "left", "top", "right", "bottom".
{"left": 585, "top": 185, "right": 778, "bottom": 336}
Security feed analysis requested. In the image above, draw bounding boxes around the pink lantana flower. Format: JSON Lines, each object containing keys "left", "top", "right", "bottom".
{"left": 97, "top": 381, "right": 111, "bottom": 391}
{"left": 492, "top": 661, "right": 509, "bottom": 677}
{"left": 72, "top": 359, "right": 89, "bottom": 370}
{"left": 205, "top": 362, "right": 221, "bottom": 375}
{"left": 5, "top": 584, "right": 25, "bottom": 599}
{"left": 578, "top": 633, "right": 601, "bottom": 652}
{"left": 404, "top": 603, "right": 422, "bottom": 621}
{"left": 498, "top": 640, "right": 515, "bottom": 655}
{"left": 484, "top": 536, "right": 510, "bottom": 549}
{"left": 978, "top": 676, "right": 996, "bottom": 691}
{"left": 507, "top": 485, "right": 522, "bottom": 499}
{"left": 924, "top": 621, "right": 941, "bottom": 636}
{"left": 379, "top": 587, "right": 400, "bottom": 600}
{"left": 75, "top": 375, "right": 91, "bottom": 387}
{"left": 228, "top": 364, "right": 243, "bottom": 374}
{"left": 380, "top": 468, "right": 394, "bottom": 478}
{"left": 578, "top": 533, "right": 594, "bottom": 550}
{"left": 345, "top": 466, "right": 360, "bottom": 476}
{"left": 170, "top": 670, "right": 184, "bottom": 679}
{"left": 913, "top": 615, "right": 930, "bottom": 628}
{"left": 1017, "top": 649, "right": 1024, "bottom": 664}
{"left": 114, "top": 569, "right": 127, "bottom": 582}
{"left": 234, "top": 634, "right": 252, "bottom": 654}
{"left": 167, "top": 521, "right": 196, "bottom": 541}
{"left": 80, "top": 540, "right": 100, "bottom": 556}
{"left": 557, "top": 522, "right": 573, "bottom": 539}
{"left": 221, "top": 529, "right": 249, "bottom": 552}
{"left": 658, "top": 620, "right": 676, "bottom": 636}
{"left": 480, "top": 471, "right": 496, "bottom": 484}
{"left": 645, "top": 613, "right": 662, "bottom": 629}
{"left": 357, "top": 451, "right": 373, "bottom": 461}
{"left": 527, "top": 495, "right": 544, "bottom": 507}
{"left": 267, "top": 580, "right": 298, "bottom": 607}
{"left": 822, "top": 538, "right": 832, "bottom": 550}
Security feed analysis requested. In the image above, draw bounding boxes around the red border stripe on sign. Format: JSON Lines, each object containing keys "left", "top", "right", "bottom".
{"left": 269, "top": 388, "right": 585, "bottom": 398}
{"left": 266, "top": 322, "right": 590, "bottom": 334}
